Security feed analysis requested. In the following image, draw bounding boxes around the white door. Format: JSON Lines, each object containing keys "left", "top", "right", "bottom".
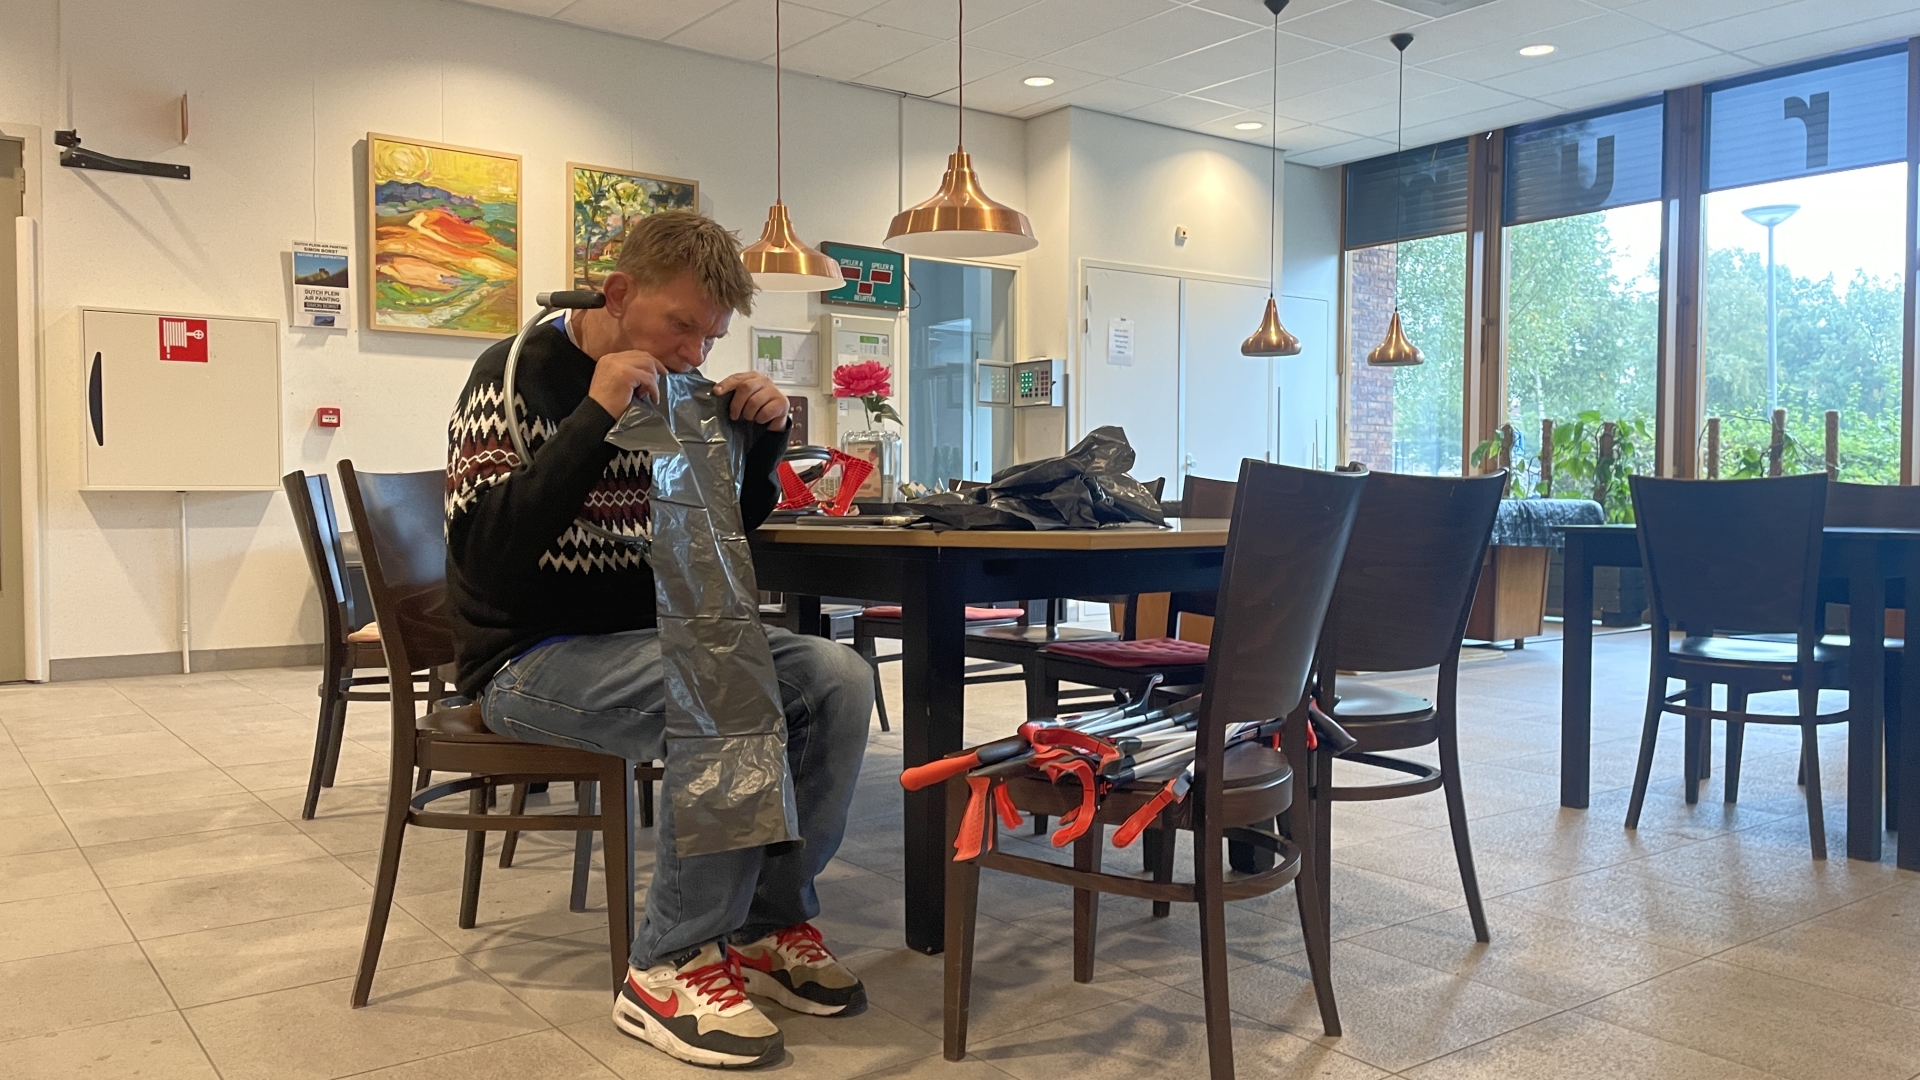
{"left": 1274, "top": 296, "right": 1334, "bottom": 469}
{"left": 1082, "top": 268, "right": 1180, "bottom": 490}
{"left": 1181, "top": 279, "right": 1273, "bottom": 485}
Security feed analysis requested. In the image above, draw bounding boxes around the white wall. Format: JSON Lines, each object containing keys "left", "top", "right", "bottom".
{"left": 0, "top": 0, "right": 1294, "bottom": 671}
{"left": 1281, "top": 161, "right": 1341, "bottom": 307}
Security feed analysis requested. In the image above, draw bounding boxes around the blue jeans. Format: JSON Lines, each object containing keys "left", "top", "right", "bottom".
{"left": 480, "top": 627, "right": 873, "bottom": 969}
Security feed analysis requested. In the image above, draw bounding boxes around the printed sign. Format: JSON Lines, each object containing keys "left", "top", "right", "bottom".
{"left": 292, "top": 241, "right": 351, "bottom": 329}
{"left": 1107, "top": 317, "right": 1134, "bottom": 366}
{"left": 819, "top": 241, "right": 905, "bottom": 310}
{"left": 159, "top": 318, "right": 209, "bottom": 362}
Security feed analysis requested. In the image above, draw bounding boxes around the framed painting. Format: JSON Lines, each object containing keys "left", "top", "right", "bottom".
{"left": 365, "top": 134, "right": 521, "bottom": 338}
{"left": 569, "top": 163, "right": 699, "bottom": 291}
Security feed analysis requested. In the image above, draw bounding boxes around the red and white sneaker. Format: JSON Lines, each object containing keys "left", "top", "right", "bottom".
{"left": 732, "top": 922, "right": 868, "bottom": 1017}
{"left": 613, "top": 942, "right": 783, "bottom": 1068}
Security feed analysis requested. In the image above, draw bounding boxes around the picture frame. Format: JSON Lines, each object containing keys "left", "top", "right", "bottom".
{"left": 569, "top": 162, "right": 700, "bottom": 291}
{"left": 365, "top": 133, "right": 522, "bottom": 338}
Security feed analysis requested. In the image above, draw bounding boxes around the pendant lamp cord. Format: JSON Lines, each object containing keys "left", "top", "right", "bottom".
{"left": 957, "top": 0, "right": 965, "bottom": 149}
{"left": 775, "top": 0, "right": 783, "bottom": 202}
{"left": 1393, "top": 38, "right": 1406, "bottom": 310}
{"left": 1267, "top": 8, "right": 1279, "bottom": 296}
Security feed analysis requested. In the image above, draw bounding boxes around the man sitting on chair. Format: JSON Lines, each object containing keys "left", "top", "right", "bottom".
{"left": 445, "top": 210, "right": 873, "bottom": 1069}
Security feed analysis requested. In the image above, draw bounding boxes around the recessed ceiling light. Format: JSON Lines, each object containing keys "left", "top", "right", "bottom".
{"left": 1518, "top": 44, "right": 1556, "bottom": 57}
{"left": 1234, "top": 121, "right": 1265, "bottom": 131}
{"left": 1023, "top": 76, "right": 1056, "bottom": 87}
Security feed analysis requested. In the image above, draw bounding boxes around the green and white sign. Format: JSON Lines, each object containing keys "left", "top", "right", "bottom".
{"left": 819, "top": 242, "right": 905, "bottom": 311}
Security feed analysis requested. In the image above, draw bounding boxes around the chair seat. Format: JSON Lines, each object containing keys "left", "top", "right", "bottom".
{"left": 1743, "top": 631, "right": 1903, "bottom": 651}
{"left": 862, "top": 605, "right": 1018, "bottom": 623}
{"left": 969, "top": 624, "right": 1118, "bottom": 647}
{"left": 1330, "top": 683, "right": 1433, "bottom": 722}
{"left": 1674, "top": 635, "right": 1848, "bottom": 666}
{"left": 1042, "top": 636, "right": 1209, "bottom": 668}
{"left": 421, "top": 702, "right": 491, "bottom": 735}
{"left": 346, "top": 621, "right": 382, "bottom": 644}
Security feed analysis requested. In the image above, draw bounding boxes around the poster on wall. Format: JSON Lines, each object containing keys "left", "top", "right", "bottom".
{"left": 819, "top": 242, "right": 905, "bottom": 310}
{"left": 291, "top": 242, "right": 350, "bottom": 329}
{"left": 751, "top": 327, "right": 818, "bottom": 387}
{"left": 570, "top": 163, "right": 699, "bottom": 291}
{"left": 366, "top": 133, "right": 521, "bottom": 338}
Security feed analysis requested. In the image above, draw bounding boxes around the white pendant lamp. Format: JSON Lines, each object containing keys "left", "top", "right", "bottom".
{"left": 884, "top": 0, "right": 1038, "bottom": 257}
{"left": 1367, "top": 31, "right": 1423, "bottom": 367}
{"left": 1242, "top": 0, "right": 1302, "bottom": 357}
{"left": 742, "top": 0, "right": 843, "bottom": 291}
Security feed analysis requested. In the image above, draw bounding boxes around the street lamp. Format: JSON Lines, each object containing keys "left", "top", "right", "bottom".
{"left": 1742, "top": 203, "right": 1799, "bottom": 413}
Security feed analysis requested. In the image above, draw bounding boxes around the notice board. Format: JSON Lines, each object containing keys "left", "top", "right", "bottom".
{"left": 81, "top": 308, "right": 282, "bottom": 490}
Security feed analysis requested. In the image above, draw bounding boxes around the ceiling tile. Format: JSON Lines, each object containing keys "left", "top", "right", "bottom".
{"left": 1204, "top": 109, "right": 1311, "bottom": 143}
{"left": 666, "top": 0, "right": 847, "bottom": 63}
{"left": 1126, "top": 29, "right": 1329, "bottom": 95}
{"left": 941, "top": 64, "right": 1106, "bottom": 114}
{"left": 1484, "top": 30, "right": 1718, "bottom": 98}
{"left": 1288, "top": 133, "right": 1397, "bottom": 165}
{"left": 1351, "top": 0, "right": 1599, "bottom": 61}
{"left": 1419, "top": 12, "right": 1663, "bottom": 82}
{"left": 1735, "top": 10, "right": 1920, "bottom": 68}
{"left": 859, "top": 0, "right": 1036, "bottom": 38}
{"left": 1051, "top": 78, "right": 1176, "bottom": 115}
{"left": 778, "top": 18, "right": 942, "bottom": 80}
{"left": 1188, "top": 0, "right": 1350, "bottom": 26}
{"left": 1281, "top": 0, "right": 1427, "bottom": 47}
{"left": 1126, "top": 94, "right": 1243, "bottom": 129}
{"left": 1684, "top": 0, "right": 1918, "bottom": 53}
{"left": 1533, "top": 54, "right": 1758, "bottom": 111}
{"left": 1043, "top": 6, "right": 1264, "bottom": 77}
{"left": 791, "top": 0, "right": 888, "bottom": 13}
{"left": 963, "top": 0, "right": 1178, "bottom": 60}
{"left": 1608, "top": 0, "right": 1784, "bottom": 33}
{"left": 460, "top": 0, "right": 575, "bottom": 16}
{"left": 1328, "top": 80, "right": 1525, "bottom": 138}
{"left": 855, "top": 43, "right": 1022, "bottom": 97}
{"left": 554, "top": 0, "right": 737, "bottom": 39}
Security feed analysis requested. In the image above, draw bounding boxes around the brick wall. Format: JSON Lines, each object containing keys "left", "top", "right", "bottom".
{"left": 1346, "top": 245, "right": 1397, "bottom": 470}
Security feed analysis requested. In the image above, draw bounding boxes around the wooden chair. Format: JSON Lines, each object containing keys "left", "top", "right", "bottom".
{"left": 284, "top": 470, "right": 395, "bottom": 820}
{"left": 1625, "top": 474, "right": 1851, "bottom": 859}
{"left": 943, "top": 460, "right": 1363, "bottom": 1080}
{"left": 852, "top": 602, "right": 1031, "bottom": 731}
{"left": 1310, "top": 470, "right": 1507, "bottom": 944}
{"left": 338, "top": 462, "right": 636, "bottom": 1006}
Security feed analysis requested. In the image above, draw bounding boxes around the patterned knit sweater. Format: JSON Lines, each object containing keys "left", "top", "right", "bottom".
{"left": 445, "top": 319, "right": 787, "bottom": 697}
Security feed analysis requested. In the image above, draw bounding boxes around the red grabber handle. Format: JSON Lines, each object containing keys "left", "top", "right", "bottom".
{"left": 900, "top": 735, "right": 1028, "bottom": 791}
{"left": 1113, "top": 779, "right": 1181, "bottom": 848}
{"left": 953, "top": 776, "right": 995, "bottom": 861}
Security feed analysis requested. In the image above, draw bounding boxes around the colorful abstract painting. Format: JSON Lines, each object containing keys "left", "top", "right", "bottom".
{"left": 570, "top": 163, "right": 698, "bottom": 291}
{"left": 366, "top": 134, "right": 520, "bottom": 337}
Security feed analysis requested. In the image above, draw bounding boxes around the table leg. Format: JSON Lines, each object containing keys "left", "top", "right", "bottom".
{"left": 1847, "top": 558, "right": 1886, "bottom": 862}
{"left": 791, "top": 594, "right": 823, "bottom": 638}
{"left": 1560, "top": 535, "right": 1594, "bottom": 809}
{"left": 1902, "top": 548, "right": 1920, "bottom": 870}
{"left": 900, "top": 561, "right": 967, "bottom": 954}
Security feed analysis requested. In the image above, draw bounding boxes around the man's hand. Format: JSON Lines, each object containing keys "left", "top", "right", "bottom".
{"left": 715, "top": 371, "right": 791, "bottom": 430}
{"left": 588, "top": 350, "right": 693, "bottom": 419}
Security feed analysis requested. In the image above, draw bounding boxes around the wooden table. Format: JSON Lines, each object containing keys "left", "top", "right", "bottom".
{"left": 751, "top": 519, "right": 1230, "bottom": 953}
{"left": 1558, "top": 523, "right": 1920, "bottom": 867}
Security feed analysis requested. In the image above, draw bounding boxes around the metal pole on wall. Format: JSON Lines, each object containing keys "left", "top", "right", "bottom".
{"left": 1743, "top": 204, "right": 1799, "bottom": 416}
{"left": 179, "top": 491, "right": 191, "bottom": 674}
{"left": 1706, "top": 416, "right": 1721, "bottom": 479}
{"left": 1539, "top": 418, "right": 1553, "bottom": 496}
{"left": 1769, "top": 408, "right": 1787, "bottom": 477}
{"left": 1826, "top": 409, "right": 1840, "bottom": 479}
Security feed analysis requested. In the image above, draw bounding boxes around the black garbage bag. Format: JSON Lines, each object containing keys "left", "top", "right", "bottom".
{"left": 910, "top": 426, "right": 1167, "bottom": 531}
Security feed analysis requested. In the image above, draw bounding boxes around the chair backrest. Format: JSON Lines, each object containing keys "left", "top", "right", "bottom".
{"left": 335, "top": 462, "right": 454, "bottom": 677}
{"left": 1631, "top": 473, "right": 1827, "bottom": 635}
{"left": 283, "top": 470, "right": 358, "bottom": 646}
{"left": 1197, "top": 461, "right": 1364, "bottom": 742}
{"left": 1826, "top": 481, "right": 1920, "bottom": 528}
{"left": 1325, "top": 470, "right": 1506, "bottom": 673}
{"left": 1180, "top": 475, "right": 1236, "bottom": 518}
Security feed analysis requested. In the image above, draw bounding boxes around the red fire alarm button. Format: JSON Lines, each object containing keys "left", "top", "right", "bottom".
{"left": 159, "top": 318, "right": 208, "bottom": 362}
{"left": 316, "top": 407, "right": 341, "bottom": 428}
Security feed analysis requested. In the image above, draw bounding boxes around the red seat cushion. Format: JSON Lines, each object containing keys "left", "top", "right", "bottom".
{"left": 1044, "top": 637, "right": 1210, "bottom": 668}
{"left": 862, "top": 605, "right": 1017, "bottom": 622}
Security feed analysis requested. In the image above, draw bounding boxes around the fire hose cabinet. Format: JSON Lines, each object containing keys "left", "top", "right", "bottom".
{"left": 80, "top": 308, "right": 283, "bottom": 490}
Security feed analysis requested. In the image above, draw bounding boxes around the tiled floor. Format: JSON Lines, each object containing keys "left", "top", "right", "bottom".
{"left": 1, "top": 629, "right": 1915, "bottom": 1079}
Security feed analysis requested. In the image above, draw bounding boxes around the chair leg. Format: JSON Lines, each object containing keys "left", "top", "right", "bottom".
{"left": 1193, "top": 822, "right": 1236, "bottom": 1080}
{"left": 871, "top": 658, "right": 891, "bottom": 733}
{"left": 601, "top": 760, "right": 635, "bottom": 990}
{"left": 1724, "top": 690, "right": 1748, "bottom": 804}
{"left": 1072, "top": 831, "right": 1102, "bottom": 984}
{"left": 1682, "top": 682, "right": 1707, "bottom": 805}
{"left": 302, "top": 670, "right": 344, "bottom": 821}
{"left": 639, "top": 773, "right": 655, "bottom": 830}
{"left": 352, "top": 759, "right": 414, "bottom": 1008}
{"left": 1886, "top": 655, "right": 1902, "bottom": 830}
{"left": 1146, "top": 829, "right": 1175, "bottom": 918}
{"left": 1287, "top": 769, "right": 1340, "bottom": 1037}
{"left": 1437, "top": 714, "right": 1489, "bottom": 943}
{"left": 1697, "top": 700, "right": 1713, "bottom": 780}
{"left": 320, "top": 688, "right": 350, "bottom": 789}
{"left": 944, "top": 781, "right": 983, "bottom": 1061}
{"left": 1313, "top": 749, "right": 1335, "bottom": 944}
{"left": 458, "top": 787, "right": 488, "bottom": 930}
{"left": 499, "top": 784, "right": 529, "bottom": 868}
{"left": 571, "top": 781, "right": 599, "bottom": 913}
{"left": 1801, "top": 723, "right": 1828, "bottom": 860}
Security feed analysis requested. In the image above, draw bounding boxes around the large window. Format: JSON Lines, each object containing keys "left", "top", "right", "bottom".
{"left": 906, "top": 259, "right": 1016, "bottom": 489}
{"left": 1701, "top": 46, "right": 1910, "bottom": 483}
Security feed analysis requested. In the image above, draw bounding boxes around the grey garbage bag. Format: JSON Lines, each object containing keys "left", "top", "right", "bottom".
{"left": 605, "top": 373, "right": 799, "bottom": 858}
{"left": 910, "top": 425, "right": 1167, "bottom": 531}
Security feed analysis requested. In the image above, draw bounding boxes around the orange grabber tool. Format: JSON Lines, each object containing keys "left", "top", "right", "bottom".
{"left": 952, "top": 756, "right": 1042, "bottom": 861}
{"left": 901, "top": 721, "right": 1136, "bottom": 792}
{"left": 1114, "top": 770, "right": 1194, "bottom": 847}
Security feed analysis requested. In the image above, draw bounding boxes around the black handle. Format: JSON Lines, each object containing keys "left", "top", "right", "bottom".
{"left": 88, "top": 352, "right": 103, "bottom": 446}
{"left": 535, "top": 290, "right": 606, "bottom": 310}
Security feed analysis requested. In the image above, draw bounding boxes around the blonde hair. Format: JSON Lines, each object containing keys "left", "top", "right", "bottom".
{"left": 613, "top": 210, "right": 757, "bottom": 315}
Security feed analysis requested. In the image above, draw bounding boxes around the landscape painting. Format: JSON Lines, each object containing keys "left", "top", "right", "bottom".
{"left": 293, "top": 250, "right": 348, "bottom": 288}
{"left": 570, "top": 163, "right": 698, "bottom": 291}
{"left": 366, "top": 134, "right": 520, "bottom": 337}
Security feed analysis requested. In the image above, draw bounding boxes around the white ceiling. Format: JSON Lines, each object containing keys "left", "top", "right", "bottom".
{"left": 463, "top": 0, "right": 1920, "bottom": 167}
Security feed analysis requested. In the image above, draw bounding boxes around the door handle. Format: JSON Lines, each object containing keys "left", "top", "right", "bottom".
{"left": 89, "top": 351, "right": 104, "bottom": 446}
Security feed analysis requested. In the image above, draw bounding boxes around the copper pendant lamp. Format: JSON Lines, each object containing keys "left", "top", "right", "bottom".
{"left": 742, "top": 0, "right": 843, "bottom": 292}
{"left": 884, "top": 0, "right": 1037, "bottom": 257}
{"left": 1367, "top": 31, "right": 1423, "bottom": 367}
{"left": 1242, "top": 0, "right": 1301, "bottom": 357}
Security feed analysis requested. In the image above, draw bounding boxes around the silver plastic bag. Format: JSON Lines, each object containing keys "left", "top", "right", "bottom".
{"left": 606, "top": 373, "right": 799, "bottom": 858}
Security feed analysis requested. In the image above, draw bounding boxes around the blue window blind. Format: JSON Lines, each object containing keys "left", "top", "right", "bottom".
{"left": 1344, "top": 139, "right": 1470, "bottom": 249}
{"left": 1705, "top": 43, "right": 1908, "bottom": 192}
{"left": 1505, "top": 97, "right": 1664, "bottom": 225}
